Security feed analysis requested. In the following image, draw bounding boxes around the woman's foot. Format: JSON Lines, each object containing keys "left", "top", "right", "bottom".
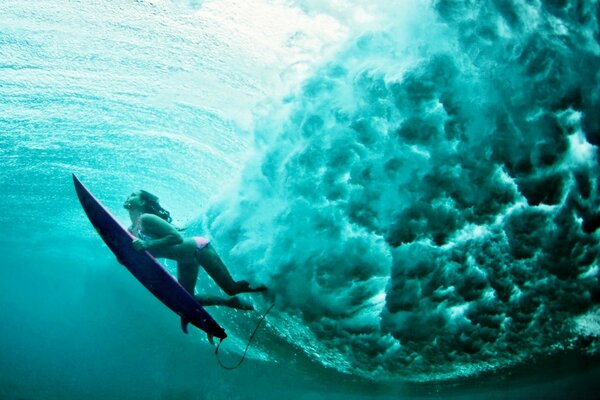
{"left": 225, "top": 296, "right": 254, "bottom": 311}
{"left": 195, "top": 294, "right": 254, "bottom": 311}
{"left": 236, "top": 280, "right": 268, "bottom": 294}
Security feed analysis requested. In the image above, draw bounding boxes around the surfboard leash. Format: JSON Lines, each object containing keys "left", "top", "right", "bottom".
{"left": 215, "top": 302, "right": 275, "bottom": 370}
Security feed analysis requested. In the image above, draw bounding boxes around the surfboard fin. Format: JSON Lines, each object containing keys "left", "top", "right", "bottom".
{"left": 180, "top": 317, "right": 214, "bottom": 344}
{"left": 181, "top": 317, "right": 189, "bottom": 334}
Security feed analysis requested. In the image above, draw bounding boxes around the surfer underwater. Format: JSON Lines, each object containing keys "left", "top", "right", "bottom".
{"left": 123, "top": 190, "right": 267, "bottom": 310}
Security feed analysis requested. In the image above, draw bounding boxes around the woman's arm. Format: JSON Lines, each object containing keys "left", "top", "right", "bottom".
{"left": 133, "top": 214, "right": 183, "bottom": 251}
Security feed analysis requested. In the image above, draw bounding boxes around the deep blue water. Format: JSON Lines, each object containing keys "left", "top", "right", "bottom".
{"left": 2, "top": 0, "right": 600, "bottom": 399}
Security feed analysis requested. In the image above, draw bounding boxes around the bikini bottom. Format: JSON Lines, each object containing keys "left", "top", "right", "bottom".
{"left": 193, "top": 236, "right": 210, "bottom": 250}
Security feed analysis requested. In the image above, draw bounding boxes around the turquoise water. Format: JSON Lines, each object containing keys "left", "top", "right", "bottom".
{"left": 2, "top": 0, "right": 600, "bottom": 399}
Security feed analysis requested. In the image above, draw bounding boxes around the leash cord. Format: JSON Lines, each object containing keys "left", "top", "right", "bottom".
{"left": 215, "top": 303, "right": 275, "bottom": 370}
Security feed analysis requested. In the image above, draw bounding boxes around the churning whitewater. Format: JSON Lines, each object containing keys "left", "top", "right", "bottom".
{"left": 204, "top": 0, "right": 600, "bottom": 381}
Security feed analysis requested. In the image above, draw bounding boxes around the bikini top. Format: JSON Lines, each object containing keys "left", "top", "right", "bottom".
{"left": 135, "top": 229, "right": 155, "bottom": 241}
{"left": 129, "top": 221, "right": 155, "bottom": 241}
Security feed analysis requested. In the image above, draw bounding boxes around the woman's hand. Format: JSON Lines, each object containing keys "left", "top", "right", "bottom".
{"left": 132, "top": 239, "right": 149, "bottom": 251}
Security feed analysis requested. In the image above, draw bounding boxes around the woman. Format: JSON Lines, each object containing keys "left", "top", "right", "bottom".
{"left": 123, "top": 190, "right": 265, "bottom": 310}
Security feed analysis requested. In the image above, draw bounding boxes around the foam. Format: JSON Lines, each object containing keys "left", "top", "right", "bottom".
{"left": 202, "top": 0, "right": 600, "bottom": 381}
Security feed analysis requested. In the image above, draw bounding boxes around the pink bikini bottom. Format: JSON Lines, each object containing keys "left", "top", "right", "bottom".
{"left": 193, "top": 236, "right": 210, "bottom": 250}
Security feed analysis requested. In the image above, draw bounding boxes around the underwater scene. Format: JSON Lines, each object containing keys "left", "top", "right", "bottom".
{"left": 1, "top": 0, "right": 600, "bottom": 399}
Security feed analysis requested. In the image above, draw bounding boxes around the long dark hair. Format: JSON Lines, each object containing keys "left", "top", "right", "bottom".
{"left": 139, "top": 190, "right": 172, "bottom": 223}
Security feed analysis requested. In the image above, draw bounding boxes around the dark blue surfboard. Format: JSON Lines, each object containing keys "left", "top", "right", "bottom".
{"left": 73, "top": 174, "right": 227, "bottom": 340}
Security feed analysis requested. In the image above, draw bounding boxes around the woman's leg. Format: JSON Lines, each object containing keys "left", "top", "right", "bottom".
{"left": 177, "top": 260, "right": 200, "bottom": 296}
{"left": 195, "top": 244, "right": 266, "bottom": 296}
{"left": 194, "top": 294, "right": 254, "bottom": 311}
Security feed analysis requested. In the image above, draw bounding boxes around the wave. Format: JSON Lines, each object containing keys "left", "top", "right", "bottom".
{"left": 204, "top": 0, "right": 600, "bottom": 381}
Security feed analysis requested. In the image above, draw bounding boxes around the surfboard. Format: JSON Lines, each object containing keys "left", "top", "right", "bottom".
{"left": 72, "top": 174, "right": 227, "bottom": 341}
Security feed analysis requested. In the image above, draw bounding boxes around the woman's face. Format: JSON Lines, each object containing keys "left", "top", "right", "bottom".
{"left": 123, "top": 191, "right": 145, "bottom": 210}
